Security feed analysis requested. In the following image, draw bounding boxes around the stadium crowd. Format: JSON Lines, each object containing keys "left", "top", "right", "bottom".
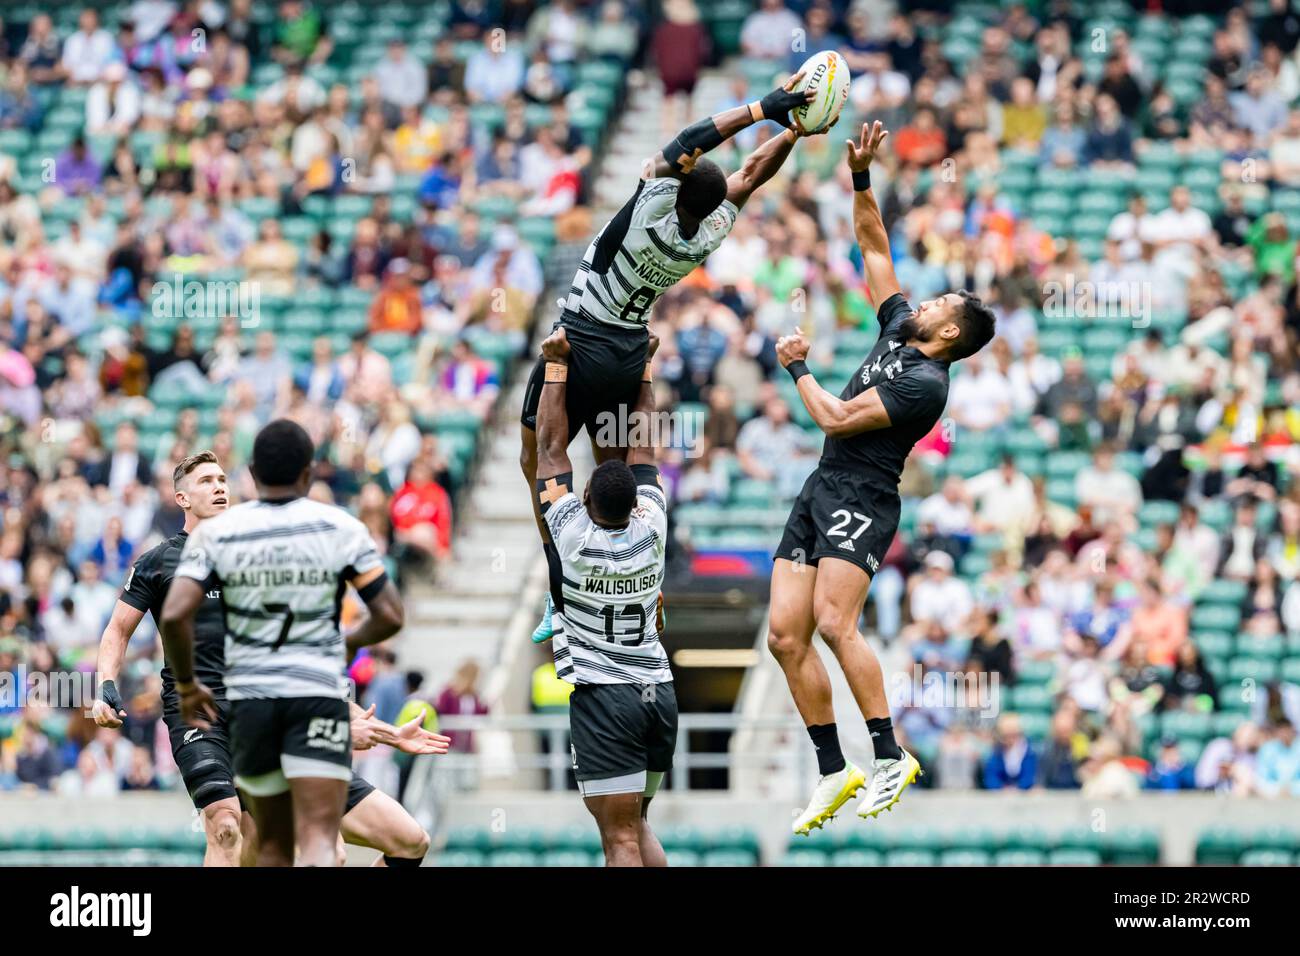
{"left": 0, "top": 0, "right": 636, "bottom": 794}
{"left": 2, "top": 0, "right": 1300, "bottom": 806}
{"left": 642, "top": 0, "right": 1300, "bottom": 796}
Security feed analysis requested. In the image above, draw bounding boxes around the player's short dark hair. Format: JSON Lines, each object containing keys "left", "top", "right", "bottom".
{"left": 173, "top": 449, "right": 218, "bottom": 488}
{"left": 950, "top": 290, "right": 997, "bottom": 360}
{"left": 676, "top": 158, "right": 728, "bottom": 219}
{"left": 588, "top": 459, "right": 638, "bottom": 525}
{"left": 250, "top": 419, "right": 315, "bottom": 486}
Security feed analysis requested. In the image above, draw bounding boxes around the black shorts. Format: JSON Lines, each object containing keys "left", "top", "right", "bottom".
{"left": 569, "top": 681, "right": 678, "bottom": 795}
{"left": 345, "top": 774, "right": 376, "bottom": 814}
{"left": 773, "top": 463, "right": 901, "bottom": 577}
{"left": 228, "top": 696, "right": 352, "bottom": 797}
{"left": 520, "top": 315, "right": 649, "bottom": 441}
{"left": 164, "top": 703, "right": 241, "bottom": 811}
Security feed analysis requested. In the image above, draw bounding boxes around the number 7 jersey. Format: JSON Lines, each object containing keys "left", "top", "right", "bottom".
{"left": 563, "top": 177, "right": 738, "bottom": 330}
{"left": 174, "top": 497, "right": 385, "bottom": 701}
{"left": 544, "top": 466, "right": 671, "bottom": 685}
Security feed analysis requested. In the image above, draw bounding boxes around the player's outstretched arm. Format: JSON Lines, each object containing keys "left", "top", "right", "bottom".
{"left": 646, "top": 73, "right": 813, "bottom": 180}
{"left": 535, "top": 328, "right": 573, "bottom": 481}
{"left": 726, "top": 113, "right": 836, "bottom": 209}
{"left": 92, "top": 601, "right": 146, "bottom": 728}
{"left": 776, "top": 327, "right": 893, "bottom": 438}
{"left": 345, "top": 566, "right": 405, "bottom": 657}
{"left": 847, "top": 121, "right": 902, "bottom": 304}
{"left": 159, "top": 577, "right": 218, "bottom": 729}
{"left": 626, "top": 365, "right": 658, "bottom": 468}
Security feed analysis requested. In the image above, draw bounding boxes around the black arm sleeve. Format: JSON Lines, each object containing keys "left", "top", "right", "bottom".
{"left": 661, "top": 117, "right": 726, "bottom": 172}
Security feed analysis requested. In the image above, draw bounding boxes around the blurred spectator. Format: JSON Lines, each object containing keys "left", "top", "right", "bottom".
{"left": 982, "top": 713, "right": 1037, "bottom": 790}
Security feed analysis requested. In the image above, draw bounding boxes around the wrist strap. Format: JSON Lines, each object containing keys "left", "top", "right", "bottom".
{"left": 747, "top": 101, "right": 763, "bottom": 123}
{"left": 852, "top": 169, "right": 871, "bottom": 192}
{"left": 544, "top": 362, "right": 568, "bottom": 383}
{"left": 786, "top": 360, "right": 810, "bottom": 383}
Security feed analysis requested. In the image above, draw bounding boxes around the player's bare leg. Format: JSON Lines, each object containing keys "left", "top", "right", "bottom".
{"left": 807, "top": 557, "right": 921, "bottom": 818}
{"left": 239, "top": 809, "right": 258, "bottom": 867}
{"left": 520, "top": 423, "right": 550, "bottom": 543}
{"left": 340, "top": 789, "right": 431, "bottom": 867}
{"left": 811, "top": 557, "right": 890, "bottom": 720}
{"left": 200, "top": 796, "right": 244, "bottom": 867}
{"left": 638, "top": 792, "right": 667, "bottom": 867}
{"left": 247, "top": 792, "right": 295, "bottom": 867}
{"left": 769, "top": 557, "right": 866, "bottom": 834}
{"left": 584, "top": 791, "right": 645, "bottom": 867}
{"left": 767, "top": 558, "right": 833, "bottom": 726}
{"left": 289, "top": 777, "right": 348, "bottom": 867}
{"left": 522, "top": 422, "right": 561, "bottom": 643}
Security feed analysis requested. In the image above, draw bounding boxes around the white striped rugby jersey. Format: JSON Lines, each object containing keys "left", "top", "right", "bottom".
{"left": 174, "top": 497, "right": 385, "bottom": 701}
{"left": 544, "top": 469, "right": 671, "bottom": 685}
{"left": 562, "top": 177, "right": 738, "bottom": 330}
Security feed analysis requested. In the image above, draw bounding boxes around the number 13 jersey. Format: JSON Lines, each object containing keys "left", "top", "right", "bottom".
{"left": 174, "top": 497, "right": 384, "bottom": 701}
{"left": 544, "top": 465, "right": 671, "bottom": 685}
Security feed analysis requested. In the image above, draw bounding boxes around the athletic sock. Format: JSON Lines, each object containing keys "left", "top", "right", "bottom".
{"left": 383, "top": 854, "right": 423, "bottom": 868}
{"left": 807, "top": 723, "right": 846, "bottom": 776}
{"left": 867, "top": 717, "right": 903, "bottom": 762}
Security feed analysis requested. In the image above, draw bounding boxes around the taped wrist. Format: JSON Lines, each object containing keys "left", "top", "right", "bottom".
{"left": 759, "top": 87, "right": 806, "bottom": 127}
{"left": 852, "top": 169, "right": 871, "bottom": 191}
{"left": 101, "top": 679, "right": 124, "bottom": 712}
{"left": 786, "top": 360, "right": 810, "bottom": 383}
{"left": 662, "top": 117, "right": 724, "bottom": 171}
{"left": 544, "top": 361, "right": 568, "bottom": 384}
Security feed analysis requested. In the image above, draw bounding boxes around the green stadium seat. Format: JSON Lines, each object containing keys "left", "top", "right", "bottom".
{"left": 1196, "top": 826, "right": 1246, "bottom": 865}
{"left": 1239, "top": 849, "right": 1294, "bottom": 866}
{"left": 939, "top": 849, "right": 991, "bottom": 867}
{"left": 1192, "top": 630, "right": 1234, "bottom": 658}
{"left": 780, "top": 847, "right": 829, "bottom": 867}
{"left": 995, "top": 849, "right": 1047, "bottom": 866}
{"left": 885, "top": 849, "right": 936, "bottom": 867}
{"left": 700, "top": 850, "right": 757, "bottom": 867}
{"left": 1226, "top": 656, "right": 1279, "bottom": 684}
{"left": 1190, "top": 604, "right": 1241, "bottom": 632}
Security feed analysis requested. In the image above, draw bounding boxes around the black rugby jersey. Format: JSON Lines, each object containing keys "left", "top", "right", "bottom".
{"left": 820, "top": 293, "right": 950, "bottom": 485}
{"left": 119, "top": 530, "right": 228, "bottom": 711}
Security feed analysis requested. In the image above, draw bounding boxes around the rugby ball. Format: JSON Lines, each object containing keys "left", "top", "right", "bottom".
{"left": 791, "top": 50, "right": 850, "bottom": 133}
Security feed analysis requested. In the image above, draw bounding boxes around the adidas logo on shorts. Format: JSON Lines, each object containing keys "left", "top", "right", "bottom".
{"left": 838, "top": 540, "right": 856, "bottom": 552}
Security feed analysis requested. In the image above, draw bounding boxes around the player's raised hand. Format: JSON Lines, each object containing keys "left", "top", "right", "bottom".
{"left": 775, "top": 327, "right": 811, "bottom": 368}
{"left": 178, "top": 679, "right": 217, "bottom": 731}
{"left": 846, "top": 121, "right": 890, "bottom": 171}
{"left": 759, "top": 71, "right": 814, "bottom": 128}
{"left": 392, "top": 708, "right": 453, "bottom": 756}
{"left": 540, "top": 327, "right": 570, "bottom": 363}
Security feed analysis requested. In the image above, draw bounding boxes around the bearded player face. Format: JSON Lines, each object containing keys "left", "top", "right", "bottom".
{"left": 895, "top": 292, "right": 964, "bottom": 344}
